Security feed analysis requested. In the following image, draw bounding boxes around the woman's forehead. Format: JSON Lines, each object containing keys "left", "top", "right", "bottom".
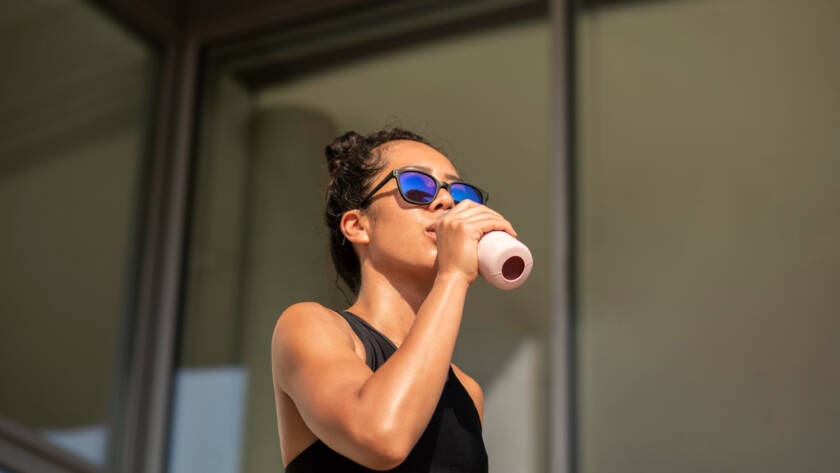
{"left": 378, "top": 140, "right": 459, "bottom": 178}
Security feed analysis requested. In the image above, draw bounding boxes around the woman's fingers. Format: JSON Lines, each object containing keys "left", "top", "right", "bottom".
{"left": 436, "top": 203, "right": 516, "bottom": 238}
{"left": 460, "top": 216, "right": 517, "bottom": 238}
{"left": 433, "top": 201, "right": 518, "bottom": 284}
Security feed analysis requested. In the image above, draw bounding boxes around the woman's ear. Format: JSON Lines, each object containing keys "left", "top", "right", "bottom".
{"left": 340, "top": 209, "right": 370, "bottom": 245}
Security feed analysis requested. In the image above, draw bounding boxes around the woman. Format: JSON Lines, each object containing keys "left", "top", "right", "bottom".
{"left": 271, "top": 128, "right": 517, "bottom": 472}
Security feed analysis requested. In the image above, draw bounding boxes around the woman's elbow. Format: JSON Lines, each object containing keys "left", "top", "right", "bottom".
{"left": 353, "top": 421, "right": 413, "bottom": 470}
{"left": 365, "top": 449, "right": 408, "bottom": 471}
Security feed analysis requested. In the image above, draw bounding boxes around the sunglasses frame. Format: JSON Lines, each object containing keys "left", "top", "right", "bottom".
{"left": 359, "top": 168, "right": 489, "bottom": 208}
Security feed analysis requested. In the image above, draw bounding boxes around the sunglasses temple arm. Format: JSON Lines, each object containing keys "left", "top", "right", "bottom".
{"left": 359, "top": 172, "right": 396, "bottom": 205}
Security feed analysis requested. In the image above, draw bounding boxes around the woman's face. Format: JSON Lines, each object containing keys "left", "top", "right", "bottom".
{"left": 357, "top": 139, "right": 462, "bottom": 281}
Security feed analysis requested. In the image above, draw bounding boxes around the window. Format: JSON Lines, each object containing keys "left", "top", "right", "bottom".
{"left": 0, "top": 0, "right": 155, "bottom": 470}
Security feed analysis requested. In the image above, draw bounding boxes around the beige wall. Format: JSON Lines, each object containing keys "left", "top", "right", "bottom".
{"left": 577, "top": 0, "right": 840, "bottom": 471}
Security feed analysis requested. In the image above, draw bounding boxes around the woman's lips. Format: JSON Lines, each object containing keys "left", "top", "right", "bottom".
{"left": 425, "top": 229, "right": 437, "bottom": 241}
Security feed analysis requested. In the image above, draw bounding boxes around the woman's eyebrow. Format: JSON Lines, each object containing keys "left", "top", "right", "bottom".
{"left": 404, "top": 165, "right": 462, "bottom": 181}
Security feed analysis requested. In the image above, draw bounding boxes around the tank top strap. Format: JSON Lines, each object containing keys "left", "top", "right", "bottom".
{"left": 334, "top": 310, "right": 398, "bottom": 371}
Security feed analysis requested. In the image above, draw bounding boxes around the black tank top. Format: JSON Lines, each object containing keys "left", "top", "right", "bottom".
{"left": 285, "top": 310, "right": 488, "bottom": 473}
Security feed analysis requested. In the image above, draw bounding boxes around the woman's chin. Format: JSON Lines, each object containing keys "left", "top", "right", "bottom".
{"left": 415, "top": 256, "right": 439, "bottom": 278}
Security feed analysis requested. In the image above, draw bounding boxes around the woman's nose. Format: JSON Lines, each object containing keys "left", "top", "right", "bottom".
{"left": 430, "top": 186, "right": 455, "bottom": 211}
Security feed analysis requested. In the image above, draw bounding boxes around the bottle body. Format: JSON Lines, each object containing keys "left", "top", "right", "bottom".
{"left": 477, "top": 231, "right": 533, "bottom": 290}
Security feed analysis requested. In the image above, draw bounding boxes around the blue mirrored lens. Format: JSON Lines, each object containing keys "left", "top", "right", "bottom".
{"left": 399, "top": 172, "right": 437, "bottom": 203}
{"left": 451, "top": 183, "right": 484, "bottom": 204}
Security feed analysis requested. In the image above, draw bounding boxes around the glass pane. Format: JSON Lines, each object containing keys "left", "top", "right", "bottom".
{"left": 575, "top": 0, "right": 840, "bottom": 471}
{"left": 172, "top": 14, "right": 551, "bottom": 473}
{"left": 0, "top": 0, "right": 155, "bottom": 466}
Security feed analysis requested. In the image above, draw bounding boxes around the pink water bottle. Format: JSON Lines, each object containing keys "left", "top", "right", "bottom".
{"left": 477, "top": 231, "right": 533, "bottom": 290}
{"left": 437, "top": 210, "right": 533, "bottom": 290}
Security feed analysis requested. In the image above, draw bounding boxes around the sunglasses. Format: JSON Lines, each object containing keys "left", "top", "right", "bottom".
{"left": 359, "top": 168, "right": 489, "bottom": 208}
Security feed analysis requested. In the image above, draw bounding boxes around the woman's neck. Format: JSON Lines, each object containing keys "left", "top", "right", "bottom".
{"left": 345, "top": 267, "right": 434, "bottom": 347}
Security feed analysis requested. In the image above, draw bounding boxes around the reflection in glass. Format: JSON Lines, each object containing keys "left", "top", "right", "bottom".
{"left": 0, "top": 0, "right": 155, "bottom": 466}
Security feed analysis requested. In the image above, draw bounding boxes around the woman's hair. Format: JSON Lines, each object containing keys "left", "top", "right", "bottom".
{"left": 324, "top": 127, "right": 435, "bottom": 296}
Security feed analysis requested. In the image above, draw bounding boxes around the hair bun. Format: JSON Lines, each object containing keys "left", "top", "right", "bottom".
{"left": 325, "top": 131, "right": 364, "bottom": 178}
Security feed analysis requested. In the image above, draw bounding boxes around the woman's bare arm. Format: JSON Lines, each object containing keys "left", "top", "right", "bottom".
{"left": 272, "top": 272, "right": 468, "bottom": 469}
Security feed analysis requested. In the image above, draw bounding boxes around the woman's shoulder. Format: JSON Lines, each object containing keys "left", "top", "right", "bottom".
{"left": 278, "top": 301, "right": 332, "bottom": 320}
{"left": 274, "top": 302, "right": 339, "bottom": 336}
{"left": 272, "top": 302, "right": 356, "bottom": 354}
{"left": 271, "top": 302, "right": 366, "bottom": 392}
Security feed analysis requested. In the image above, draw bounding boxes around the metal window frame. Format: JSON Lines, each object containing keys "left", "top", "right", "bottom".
{"left": 0, "top": 418, "right": 99, "bottom": 473}
{"left": 0, "top": 1, "right": 575, "bottom": 472}
{"left": 550, "top": 1, "right": 576, "bottom": 472}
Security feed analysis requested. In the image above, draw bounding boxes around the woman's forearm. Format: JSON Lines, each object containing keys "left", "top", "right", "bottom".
{"left": 354, "top": 271, "right": 470, "bottom": 456}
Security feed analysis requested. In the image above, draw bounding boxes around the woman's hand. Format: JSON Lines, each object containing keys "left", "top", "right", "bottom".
{"left": 432, "top": 200, "right": 517, "bottom": 284}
